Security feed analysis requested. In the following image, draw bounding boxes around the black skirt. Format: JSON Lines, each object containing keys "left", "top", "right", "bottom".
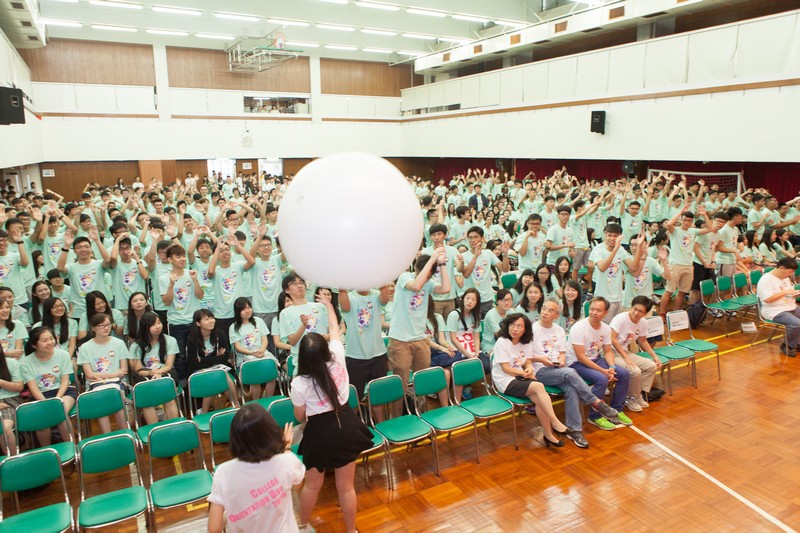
{"left": 298, "top": 407, "right": 374, "bottom": 472}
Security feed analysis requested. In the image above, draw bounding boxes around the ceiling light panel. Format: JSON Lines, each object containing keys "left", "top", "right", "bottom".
{"left": 92, "top": 24, "right": 138, "bottom": 31}
{"left": 321, "top": 0, "right": 348, "bottom": 3}
{"left": 317, "top": 23, "right": 355, "bottom": 31}
{"left": 361, "top": 28, "right": 396, "bottom": 36}
{"left": 362, "top": 48, "right": 392, "bottom": 54}
{"left": 402, "top": 32, "right": 436, "bottom": 40}
{"left": 214, "top": 12, "right": 260, "bottom": 22}
{"left": 152, "top": 5, "right": 202, "bottom": 16}
{"left": 89, "top": 0, "right": 143, "bottom": 10}
{"left": 146, "top": 29, "right": 189, "bottom": 36}
{"left": 356, "top": 1, "right": 400, "bottom": 11}
{"left": 267, "top": 18, "right": 309, "bottom": 27}
{"left": 42, "top": 19, "right": 82, "bottom": 27}
{"left": 285, "top": 40, "right": 320, "bottom": 48}
{"left": 325, "top": 44, "right": 357, "bottom": 50}
{"left": 452, "top": 14, "right": 489, "bottom": 23}
{"left": 406, "top": 7, "right": 446, "bottom": 17}
{"left": 196, "top": 33, "right": 235, "bottom": 40}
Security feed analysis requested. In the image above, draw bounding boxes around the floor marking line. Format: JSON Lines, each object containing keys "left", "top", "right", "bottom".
{"left": 631, "top": 426, "right": 796, "bottom": 533}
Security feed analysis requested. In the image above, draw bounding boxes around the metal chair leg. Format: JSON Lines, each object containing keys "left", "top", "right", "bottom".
{"left": 431, "top": 433, "right": 440, "bottom": 477}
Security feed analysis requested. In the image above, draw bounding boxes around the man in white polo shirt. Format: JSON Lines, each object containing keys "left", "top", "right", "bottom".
{"left": 756, "top": 257, "right": 800, "bottom": 357}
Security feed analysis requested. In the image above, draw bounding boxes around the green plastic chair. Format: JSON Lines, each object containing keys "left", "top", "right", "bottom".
{"left": 652, "top": 274, "right": 666, "bottom": 297}
{"left": 751, "top": 298, "right": 788, "bottom": 349}
{"left": 347, "top": 385, "right": 392, "bottom": 489}
{"left": 451, "top": 359, "right": 516, "bottom": 448}
{"left": 132, "top": 377, "right": 187, "bottom": 446}
{"left": 75, "top": 386, "right": 137, "bottom": 444}
{"left": 209, "top": 408, "right": 238, "bottom": 471}
{"left": 268, "top": 398, "right": 303, "bottom": 459}
{"left": 147, "top": 420, "right": 213, "bottom": 512}
{"left": 666, "top": 310, "right": 721, "bottom": 382}
{"left": 643, "top": 316, "right": 695, "bottom": 395}
{"left": 0, "top": 449, "right": 74, "bottom": 533}
{"left": 729, "top": 272, "right": 758, "bottom": 315}
{"left": 283, "top": 355, "right": 297, "bottom": 393}
{"left": 583, "top": 300, "right": 590, "bottom": 318}
{"left": 413, "top": 367, "right": 478, "bottom": 475}
{"left": 749, "top": 269, "right": 763, "bottom": 289}
{"left": 500, "top": 273, "right": 518, "bottom": 289}
{"left": 699, "top": 279, "right": 741, "bottom": 336}
{"left": 239, "top": 358, "right": 286, "bottom": 409}
{"left": 77, "top": 433, "right": 152, "bottom": 530}
{"left": 366, "top": 375, "right": 433, "bottom": 483}
{"left": 14, "top": 398, "right": 75, "bottom": 468}
{"left": 188, "top": 368, "right": 237, "bottom": 432}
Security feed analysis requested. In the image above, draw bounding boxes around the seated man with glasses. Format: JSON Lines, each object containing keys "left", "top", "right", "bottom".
{"left": 756, "top": 257, "right": 800, "bottom": 356}
{"left": 609, "top": 296, "right": 661, "bottom": 412}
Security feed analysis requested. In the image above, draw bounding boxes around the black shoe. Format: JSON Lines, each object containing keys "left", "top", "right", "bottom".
{"left": 645, "top": 388, "right": 665, "bottom": 402}
{"left": 565, "top": 430, "right": 589, "bottom": 449}
{"left": 543, "top": 435, "right": 565, "bottom": 448}
{"left": 553, "top": 426, "right": 572, "bottom": 437}
{"left": 780, "top": 343, "right": 797, "bottom": 357}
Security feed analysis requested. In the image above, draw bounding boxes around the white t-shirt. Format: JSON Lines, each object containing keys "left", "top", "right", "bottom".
{"left": 609, "top": 313, "right": 647, "bottom": 356}
{"left": 290, "top": 340, "right": 349, "bottom": 417}
{"left": 565, "top": 318, "right": 612, "bottom": 366}
{"left": 491, "top": 337, "right": 533, "bottom": 393}
{"left": 757, "top": 273, "right": 797, "bottom": 320}
{"left": 208, "top": 453, "right": 305, "bottom": 533}
{"left": 530, "top": 322, "right": 567, "bottom": 372}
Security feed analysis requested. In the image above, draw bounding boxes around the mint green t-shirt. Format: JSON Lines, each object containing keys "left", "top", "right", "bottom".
{"left": 19, "top": 349, "right": 73, "bottom": 392}
{"left": 65, "top": 259, "right": 109, "bottom": 316}
{"left": 129, "top": 335, "right": 179, "bottom": 370}
{"left": 33, "top": 320, "right": 77, "bottom": 353}
{"left": 480, "top": 308, "right": 505, "bottom": 354}
{"left": 668, "top": 227, "right": 700, "bottom": 266}
{"left": 250, "top": 255, "right": 283, "bottom": 314}
{"left": 159, "top": 271, "right": 201, "bottom": 326}
{"left": 212, "top": 261, "right": 247, "bottom": 319}
{"left": 589, "top": 244, "right": 630, "bottom": 303}
{"left": 421, "top": 245, "right": 459, "bottom": 301}
{"left": 0, "top": 357, "right": 22, "bottom": 400}
{"left": 545, "top": 224, "right": 574, "bottom": 265}
{"left": 111, "top": 259, "right": 146, "bottom": 311}
{"left": 0, "top": 321, "right": 28, "bottom": 354}
{"left": 462, "top": 250, "right": 500, "bottom": 304}
{"left": 279, "top": 302, "right": 329, "bottom": 357}
{"left": 229, "top": 317, "right": 271, "bottom": 365}
{"left": 388, "top": 272, "right": 435, "bottom": 343}
{"left": 77, "top": 337, "right": 131, "bottom": 383}
{"left": 78, "top": 309, "right": 125, "bottom": 335}
{"left": 342, "top": 290, "right": 386, "bottom": 360}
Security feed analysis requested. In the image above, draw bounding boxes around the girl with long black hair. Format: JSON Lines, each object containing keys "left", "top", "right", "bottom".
{"left": 129, "top": 312, "right": 181, "bottom": 424}
{"left": 292, "top": 292, "right": 372, "bottom": 533}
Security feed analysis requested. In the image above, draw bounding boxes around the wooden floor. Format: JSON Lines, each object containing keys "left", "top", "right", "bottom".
{"left": 5, "top": 319, "right": 800, "bottom": 532}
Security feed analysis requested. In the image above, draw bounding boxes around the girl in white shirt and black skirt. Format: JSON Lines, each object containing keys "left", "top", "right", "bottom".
{"left": 291, "top": 292, "right": 373, "bottom": 533}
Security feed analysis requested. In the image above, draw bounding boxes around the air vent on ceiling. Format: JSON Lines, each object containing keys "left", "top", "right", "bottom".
{"left": 642, "top": 11, "right": 668, "bottom": 18}
{"left": 11, "top": 2, "right": 24, "bottom": 9}
{"left": 473, "top": 44, "right": 483, "bottom": 54}
{"left": 534, "top": 39, "right": 551, "bottom": 44}
{"left": 28, "top": 35, "right": 39, "bottom": 41}
{"left": 20, "top": 20, "right": 32, "bottom": 27}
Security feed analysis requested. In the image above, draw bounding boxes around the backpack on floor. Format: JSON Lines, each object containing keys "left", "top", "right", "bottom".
{"left": 687, "top": 301, "right": 707, "bottom": 329}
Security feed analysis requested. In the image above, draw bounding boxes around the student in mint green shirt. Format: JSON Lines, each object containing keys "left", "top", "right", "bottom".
{"left": 160, "top": 244, "right": 204, "bottom": 361}
{"left": 230, "top": 297, "right": 274, "bottom": 402}
{"left": 463, "top": 226, "right": 509, "bottom": 317}
{"left": 588, "top": 224, "right": 645, "bottom": 323}
{"left": 387, "top": 250, "right": 450, "bottom": 412}
{"left": 248, "top": 232, "right": 285, "bottom": 346}
{"left": 57, "top": 231, "right": 112, "bottom": 317}
{"left": 279, "top": 273, "right": 329, "bottom": 362}
{"left": 339, "top": 287, "right": 390, "bottom": 399}
{"left": 481, "top": 289, "right": 515, "bottom": 355}
{"left": 77, "top": 313, "right": 131, "bottom": 435}
{"left": 77, "top": 291, "right": 125, "bottom": 339}
{"left": 20, "top": 326, "right": 75, "bottom": 447}
{"left": 0, "top": 301, "right": 27, "bottom": 360}
{"left": 208, "top": 235, "right": 255, "bottom": 330}
{"left": 0, "top": 352, "right": 23, "bottom": 455}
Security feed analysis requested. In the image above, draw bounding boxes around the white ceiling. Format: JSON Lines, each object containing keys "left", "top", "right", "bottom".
{"left": 32, "top": 0, "right": 604, "bottom": 63}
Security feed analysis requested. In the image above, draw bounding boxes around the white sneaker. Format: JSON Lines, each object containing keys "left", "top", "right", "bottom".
{"left": 298, "top": 526, "right": 316, "bottom": 533}
{"left": 624, "top": 396, "right": 642, "bottom": 412}
{"left": 636, "top": 396, "right": 650, "bottom": 409}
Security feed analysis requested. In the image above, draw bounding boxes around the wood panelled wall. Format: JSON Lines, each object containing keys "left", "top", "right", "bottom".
{"left": 175, "top": 160, "right": 208, "bottom": 180}
{"left": 320, "top": 59, "right": 420, "bottom": 97}
{"left": 282, "top": 158, "right": 314, "bottom": 177}
{"left": 40, "top": 161, "right": 140, "bottom": 201}
{"left": 166, "top": 47, "right": 311, "bottom": 92}
{"left": 18, "top": 39, "right": 155, "bottom": 85}
{"left": 236, "top": 159, "right": 258, "bottom": 176}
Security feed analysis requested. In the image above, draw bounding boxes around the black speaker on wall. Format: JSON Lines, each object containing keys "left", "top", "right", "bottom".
{"left": 590, "top": 110, "right": 605, "bottom": 134}
{"left": 0, "top": 88, "right": 25, "bottom": 125}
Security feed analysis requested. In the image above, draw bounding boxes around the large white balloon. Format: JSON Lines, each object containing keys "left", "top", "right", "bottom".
{"left": 277, "top": 152, "right": 423, "bottom": 290}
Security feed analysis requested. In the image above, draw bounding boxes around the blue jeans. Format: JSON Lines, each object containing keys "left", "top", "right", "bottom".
{"left": 570, "top": 358, "right": 630, "bottom": 419}
{"left": 536, "top": 366, "right": 598, "bottom": 432}
{"left": 773, "top": 307, "right": 800, "bottom": 349}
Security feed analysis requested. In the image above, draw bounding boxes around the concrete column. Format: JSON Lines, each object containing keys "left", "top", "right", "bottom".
{"left": 152, "top": 44, "right": 171, "bottom": 121}
{"left": 309, "top": 55, "right": 322, "bottom": 123}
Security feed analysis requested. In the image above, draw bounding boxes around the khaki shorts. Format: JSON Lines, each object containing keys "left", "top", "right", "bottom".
{"left": 432, "top": 299, "right": 456, "bottom": 318}
{"left": 666, "top": 264, "right": 693, "bottom": 294}
{"left": 573, "top": 248, "right": 590, "bottom": 272}
{"left": 387, "top": 338, "right": 431, "bottom": 392}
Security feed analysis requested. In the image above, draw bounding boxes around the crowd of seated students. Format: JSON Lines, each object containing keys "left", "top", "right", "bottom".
{"left": 0, "top": 167, "right": 798, "bottom": 530}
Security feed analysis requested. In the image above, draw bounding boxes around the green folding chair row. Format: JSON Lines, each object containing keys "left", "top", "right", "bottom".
{"left": 665, "top": 310, "right": 720, "bottom": 387}
{"left": 239, "top": 358, "right": 287, "bottom": 410}
{"left": 751, "top": 298, "right": 788, "bottom": 349}
{"left": 645, "top": 316, "right": 697, "bottom": 395}
{"left": 698, "top": 279, "right": 742, "bottom": 336}
{"left": 500, "top": 273, "right": 518, "bottom": 289}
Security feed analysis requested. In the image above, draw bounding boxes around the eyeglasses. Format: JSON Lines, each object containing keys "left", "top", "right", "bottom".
{"left": 289, "top": 280, "right": 306, "bottom": 287}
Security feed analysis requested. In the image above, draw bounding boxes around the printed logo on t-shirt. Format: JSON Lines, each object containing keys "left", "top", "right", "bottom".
{"left": 79, "top": 269, "right": 98, "bottom": 295}
{"left": 681, "top": 235, "right": 692, "bottom": 249}
{"left": 222, "top": 272, "right": 238, "bottom": 302}
{"left": 261, "top": 265, "right": 276, "bottom": 289}
{"left": 38, "top": 373, "right": 57, "bottom": 389}
{"left": 175, "top": 284, "right": 190, "bottom": 309}
{"left": 0, "top": 263, "right": 9, "bottom": 281}
{"left": 540, "top": 336, "right": 557, "bottom": 356}
{"left": 123, "top": 269, "right": 137, "bottom": 287}
{"left": 607, "top": 260, "right": 620, "bottom": 279}
{"left": 512, "top": 350, "right": 527, "bottom": 369}
{"left": 356, "top": 307, "right": 372, "bottom": 331}
{"left": 473, "top": 261, "right": 489, "bottom": 281}
{"left": 586, "top": 338, "right": 603, "bottom": 359}
{"left": 409, "top": 290, "right": 426, "bottom": 311}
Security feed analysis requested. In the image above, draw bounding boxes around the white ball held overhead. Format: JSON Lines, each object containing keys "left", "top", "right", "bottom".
{"left": 277, "top": 152, "right": 423, "bottom": 291}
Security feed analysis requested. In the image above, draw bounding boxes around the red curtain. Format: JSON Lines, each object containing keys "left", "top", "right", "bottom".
{"left": 428, "top": 158, "right": 800, "bottom": 201}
